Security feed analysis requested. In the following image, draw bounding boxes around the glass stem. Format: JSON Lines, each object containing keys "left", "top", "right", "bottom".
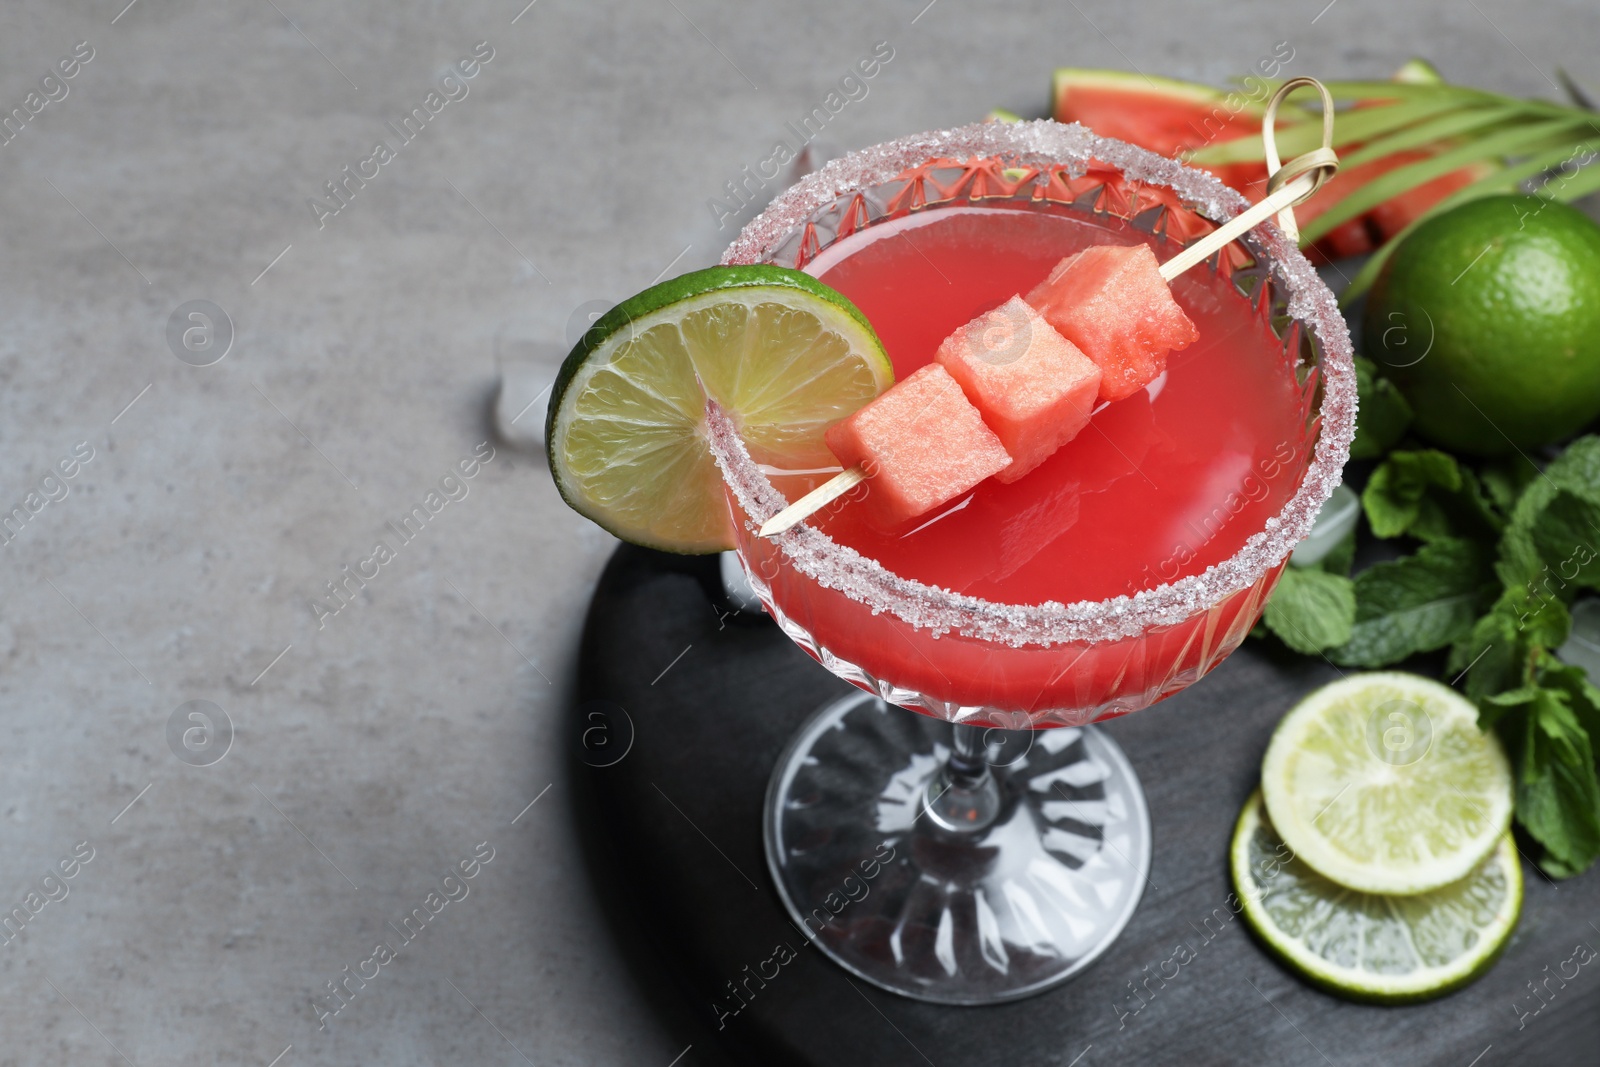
{"left": 946, "top": 723, "right": 991, "bottom": 788}
{"left": 925, "top": 722, "right": 1002, "bottom": 833}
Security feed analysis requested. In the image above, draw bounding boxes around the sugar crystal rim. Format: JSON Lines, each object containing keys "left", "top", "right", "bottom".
{"left": 712, "top": 120, "right": 1356, "bottom": 647}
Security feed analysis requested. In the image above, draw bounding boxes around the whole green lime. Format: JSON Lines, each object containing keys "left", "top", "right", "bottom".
{"left": 1364, "top": 195, "right": 1600, "bottom": 456}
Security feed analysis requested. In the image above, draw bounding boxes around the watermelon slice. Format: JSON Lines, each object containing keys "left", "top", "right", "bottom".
{"left": 1052, "top": 64, "right": 1495, "bottom": 262}
{"left": 935, "top": 296, "right": 1101, "bottom": 483}
{"left": 1051, "top": 68, "right": 1276, "bottom": 191}
{"left": 824, "top": 363, "right": 1012, "bottom": 525}
{"left": 1025, "top": 244, "right": 1198, "bottom": 402}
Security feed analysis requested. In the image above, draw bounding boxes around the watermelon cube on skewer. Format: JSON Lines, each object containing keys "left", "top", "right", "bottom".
{"left": 1025, "top": 243, "right": 1198, "bottom": 402}
{"left": 935, "top": 296, "right": 1102, "bottom": 483}
{"left": 765, "top": 239, "right": 1211, "bottom": 537}
{"left": 824, "top": 363, "right": 1012, "bottom": 526}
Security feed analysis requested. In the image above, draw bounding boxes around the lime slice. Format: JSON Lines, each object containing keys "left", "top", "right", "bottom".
{"left": 546, "top": 265, "right": 893, "bottom": 553}
{"left": 1232, "top": 791, "right": 1520, "bottom": 1003}
{"left": 1260, "top": 672, "right": 1513, "bottom": 895}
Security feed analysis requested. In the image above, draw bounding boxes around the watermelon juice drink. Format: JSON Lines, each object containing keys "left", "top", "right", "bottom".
{"left": 813, "top": 208, "right": 1306, "bottom": 581}
{"left": 714, "top": 145, "right": 1347, "bottom": 727}
{"left": 707, "top": 122, "right": 1354, "bottom": 1004}
{"left": 800, "top": 206, "right": 1308, "bottom": 714}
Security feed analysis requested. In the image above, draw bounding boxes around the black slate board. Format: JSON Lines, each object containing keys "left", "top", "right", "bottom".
{"left": 569, "top": 545, "right": 1599, "bottom": 1067}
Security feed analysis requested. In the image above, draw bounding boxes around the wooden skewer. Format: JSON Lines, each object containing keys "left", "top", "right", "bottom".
{"left": 756, "top": 177, "right": 1321, "bottom": 539}
{"left": 757, "top": 465, "right": 868, "bottom": 536}
{"left": 1155, "top": 169, "right": 1327, "bottom": 281}
{"left": 757, "top": 78, "right": 1339, "bottom": 540}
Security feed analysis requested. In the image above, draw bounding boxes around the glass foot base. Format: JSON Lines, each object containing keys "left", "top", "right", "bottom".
{"left": 764, "top": 693, "right": 1152, "bottom": 1005}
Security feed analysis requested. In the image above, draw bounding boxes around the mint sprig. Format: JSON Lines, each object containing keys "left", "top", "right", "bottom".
{"left": 1257, "top": 364, "right": 1600, "bottom": 877}
{"left": 1488, "top": 654, "right": 1600, "bottom": 875}
{"left": 1329, "top": 537, "right": 1495, "bottom": 668}
{"left": 1264, "top": 567, "right": 1355, "bottom": 654}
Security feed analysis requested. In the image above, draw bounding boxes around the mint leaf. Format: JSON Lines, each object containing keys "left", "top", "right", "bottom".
{"left": 1361, "top": 450, "right": 1500, "bottom": 544}
{"left": 1545, "top": 435, "right": 1600, "bottom": 503}
{"left": 1537, "top": 653, "right": 1600, "bottom": 757}
{"left": 1480, "top": 456, "right": 1541, "bottom": 517}
{"left": 1451, "top": 601, "right": 1527, "bottom": 707}
{"left": 1448, "top": 453, "right": 1594, "bottom": 700}
{"left": 1350, "top": 356, "right": 1413, "bottom": 460}
{"left": 1491, "top": 521, "right": 1574, "bottom": 649}
{"left": 1413, "top": 467, "right": 1500, "bottom": 543}
{"left": 1329, "top": 538, "right": 1494, "bottom": 667}
{"left": 1449, "top": 582, "right": 1572, "bottom": 704}
{"left": 1496, "top": 511, "right": 1547, "bottom": 590}
{"left": 1500, "top": 436, "right": 1600, "bottom": 552}
{"left": 1263, "top": 566, "right": 1356, "bottom": 655}
{"left": 1510, "top": 688, "right": 1600, "bottom": 876}
{"left": 1475, "top": 652, "right": 1600, "bottom": 876}
{"left": 1362, "top": 450, "right": 1460, "bottom": 538}
{"left": 1483, "top": 681, "right": 1542, "bottom": 712}
{"left": 1502, "top": 562, "right": 1574, "bottom": 651}
{"left": 1529, "top": 490, "right": 1600, "bottom": 591}
{"left": 1486, "top": 457, "right": 1600, "bottom": 645}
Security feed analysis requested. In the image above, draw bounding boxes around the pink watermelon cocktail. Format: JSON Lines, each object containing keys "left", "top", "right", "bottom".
{"left": 711, "top": 128, "right": 1353, "bottom": 728}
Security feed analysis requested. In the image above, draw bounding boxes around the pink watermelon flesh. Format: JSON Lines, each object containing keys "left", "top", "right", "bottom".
{"left": 824, "top": 363, "right": 1012, "bottom": 525}
{"left": 1024, "top": 244, "right": 1198, "bottom": 402}
{"left": 935, "top": 296, "right": 1102, "bottom": 483}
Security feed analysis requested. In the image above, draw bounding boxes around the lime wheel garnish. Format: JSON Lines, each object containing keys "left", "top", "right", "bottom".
{"left": 1233, "top": 790, "right": 1520, "bottom": 1003}
{"left": 546, "top": 265, "right": 892, "bottom": 553}
{"left": 1260, "top": 672, "right": 1513, "bottom": 895}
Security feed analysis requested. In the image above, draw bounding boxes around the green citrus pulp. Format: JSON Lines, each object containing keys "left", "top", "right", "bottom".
{"left": 546, "top": 266, "right": 892, "bottom": 553}
{"left": 1260, "top": 672, "right": 1513, "bottom": 895}
{"left": 1233, "top": 791, "right": 1521, "bottom": 1003}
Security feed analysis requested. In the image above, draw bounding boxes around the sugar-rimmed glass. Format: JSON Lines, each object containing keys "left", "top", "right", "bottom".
{"left": 709, "top": 120, "right": 1355, "bottom": 1004}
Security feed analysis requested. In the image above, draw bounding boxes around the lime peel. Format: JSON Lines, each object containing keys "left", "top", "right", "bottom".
{"left": 1261, "top": 671, "right": 1513, "bottom": 895}
{"left": 546, "top": 265, "right": 892, "bottom": 553}
{"left": 1365, "top": 195, "right": 1600, "bottom": 455}
{"left": 1233, "top": 790, "right": 1520, "bottom": 1003}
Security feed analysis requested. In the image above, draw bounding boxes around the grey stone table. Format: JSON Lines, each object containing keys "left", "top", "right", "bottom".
{"left": 0, "top": 1, "right": 1588, "bottom": 1064}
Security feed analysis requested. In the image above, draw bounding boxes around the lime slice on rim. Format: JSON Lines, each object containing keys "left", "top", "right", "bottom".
{"left": 1232, "top": 791, "right": 1520, "bottom": 1003}
{"left": 1260, "top": 672, "right": 1513, "bottom": 895}
{"left": 546, "top": 265, "right": 893, "bottom": 553}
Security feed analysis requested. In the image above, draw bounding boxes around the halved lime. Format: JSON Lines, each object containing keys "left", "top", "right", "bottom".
{"left": 1260, "top": 672, "right": 1513, "bottom": 895}
{"left": 546, "top": 266, "right": 892, "bottom": 553}
{"left": 1232, "top": 791, "right": 1520, "bottom": 1003}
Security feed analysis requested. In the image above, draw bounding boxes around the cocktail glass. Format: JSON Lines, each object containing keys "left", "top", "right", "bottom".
{"left": 707, "top": 121, "right": 1355, "bottom": 1005}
